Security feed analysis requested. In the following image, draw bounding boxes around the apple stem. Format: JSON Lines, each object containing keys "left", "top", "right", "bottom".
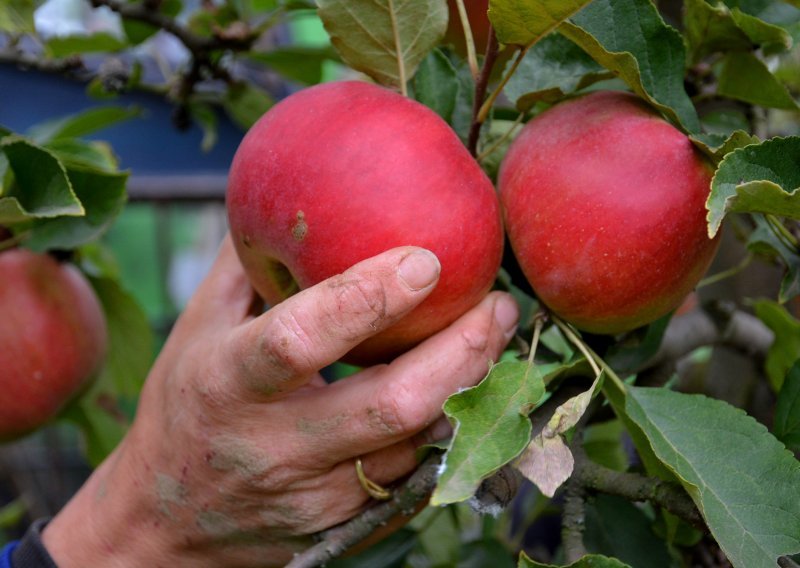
{"left": 453, "top": 0, "right": 480, "bottom": 80}
{"left": 467, "top": 24, "right": 500, "bottom": 156}
{"left": 552, "top": 316, "right": 628, "bottom": 396}
{"left": 766, "top": 214, "right": 799, "bottom": 250}
{"left": 0, "top": 231, "right": 27, "bottom": 253}
{"left": 476, "top": 44, "right": 529, "bottom": 126}
{"left": 527, "top": 312, "right": 547, "bottom": 365}
{"left": 387, "top": 0, "right": 408, "bottom": 97}
{"left": 697, "top": 253, "right": 753, "bottom": 289}
{"left": 553, "top": 317, "right": 602, "bottom": 379}
{"left": 476, "top": 111, "right": 525, "bottom": 162}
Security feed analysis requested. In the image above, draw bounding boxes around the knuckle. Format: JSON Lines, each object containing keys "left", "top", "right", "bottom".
{"left": 261, "top": 310, "right": 319, "bottom": 377}
{"left": 369, "top": 381, "right": 426, "bottom": 436}
{"left": 461, "top": 326, "right": 490, "bottom": 355}
{"left": 326, "top": 275, "right": 389, "bottom": 337}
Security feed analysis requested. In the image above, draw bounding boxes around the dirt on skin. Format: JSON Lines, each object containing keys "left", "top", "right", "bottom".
{"left": 196, "top": 510, "right": 240, "bottom": 537}
{"left": 156, "top": 472, "right": 189, "bottom": 519}
{"left": 208, "top": 436, "right": 271, "bottom": 478}
{"left": 295, "top": 412, "right": 348, "bottom": 436}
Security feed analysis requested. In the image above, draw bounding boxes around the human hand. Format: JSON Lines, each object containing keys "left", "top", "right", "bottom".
{"left": 42, "top": 236, "right": 519, "bottom": 567}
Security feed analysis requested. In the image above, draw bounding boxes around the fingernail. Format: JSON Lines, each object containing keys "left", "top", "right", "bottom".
{"left": 494, "top": 294, "right": 519, "bottom": 337}
{"left": 398, "top": 250, "right": 441, "bottom": 291}
{"left": 429, "top": 416, "right": 453, "bottom": 442}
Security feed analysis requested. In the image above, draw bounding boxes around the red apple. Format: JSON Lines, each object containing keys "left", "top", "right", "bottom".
{"left": 226, "top": 81, "right": 503, "bottom": 365}
{"left": 0, "top": 248, "right": 107, "bottom": 440}
{"left": 498, "top": 90, "right": 720, "bottom": 334}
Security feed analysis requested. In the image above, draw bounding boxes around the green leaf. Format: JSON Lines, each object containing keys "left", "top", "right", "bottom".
{"left": 413, "top": 48, "right": 459, "bottom": 123}
{"left": 122, "top": 19, "right": 159, "bottom": 45}
{"left": 62, "top": 392, "right": 129, "bottom": 467}
{"left": 64, "top": 275, "right": 154, "bottom": 465}
{"left": 515, "top": 371, "right": 604, "bottom": 497}
{"left": 0, "top": 498, "right": 25, "bottom": 530}
{"left": 451, "top": 57, "right": 476, "bottom": 143}
{"left": 45, "top": 139, "right": 120, "bottom": 172}
{"left": 706, "top": 136, "right": 800, "bottom": 238}
{"left": 690, "top": 130, "right": 760, "bottom": 163}
{"left": 27, "top": 106, "right": 140, "bottom": 144}
{"left": 582, "top": 419, "right": 628, "bottom": 471}
{"left": 605, "top": 314, "right": 671, "bottom": 373}
{"left": 701, "top": 108, "right": 752, "bottom": 137}
{"left": 558, "top": 0, "right": 702, "bottom": 133}
{"left": 25, "top": 166, "right": 128, "bottom": 251}
{"left": 726, "top": 0, "right": 800, "bottom": 36}
{"left": 246, "top": 45, "right": 338, "bottom": 85}
{"left": 775, "top": 359, "right": 800, "bottom": 452}
{"left": 626, "top": 387, "right": 800, "bottom": 568}
{"left": 123, "top": 0, "right": 181, "bottom": 44}
{"left": 316, "top": 0, "right": 447, "bottom": 89}
{"left": 730, "top": 7, "right": 795, "bottom": 54}
{"left": 684, "top": 0, "right": 792, "bottom": 62}
{"left": 188, "top": 103, "right": 219, "bottom": 153}
{"left": 411, "top": 506, "right": 460, "bottom": 564}
{"left": 718, "top": 51, "right": 799, "bottom": 110}
{"left": 223, "top": 82, "right": 274, "bottom": 130}
{"left": 585, "top": 495, "right": 672, "bottom": 568}
{"left": 753, "top": 299, "right": 800, "bottom": 391}
{"left": 458, "top": 539, "right": 516, "bottom": 568}
{"left": 747, "top": 216, "right": 800, "bottom": 303}
{"left": 518, "top": 551, "right": 632, "bottom": 568}
{"left": 0, "top": 0, "right": 34, "bottom": 34}
{"left": 488, "top": 0, "right": 594, "bottom": 47}
{"left": 0, "top": 136, "right": 83, "bottom": 224}
{"left": 503, "top": 33, "right": 610, "bottom": 111}
{"left": 601, "top": 374, "right": 678, "bottom": 483}
{"left": 46, "top": 32, "right": 128, "bottom": 57}
{"left": 431, "top": 360, "right": 546, "bottom": 505}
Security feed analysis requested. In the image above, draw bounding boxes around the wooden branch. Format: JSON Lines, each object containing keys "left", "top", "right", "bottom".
{"left": 88, "top": 0, "right": 255, "bottom": 53}
{"left": 637, "top": 304, "right": 773, "bottom": 374}
{"left": 466, "top": 25, "right": 500, "bottom": 157}
{"left": 0, "top": 49, "right": 84, "bottom": 75}
{"left": 561, "top": 476, "right": 588, "bottom": 563}
{"left": 572, "top": 446, "right": 705, "bottom": 530}
{"left": 286, "top": 454, "right": 442, "bottom": 568}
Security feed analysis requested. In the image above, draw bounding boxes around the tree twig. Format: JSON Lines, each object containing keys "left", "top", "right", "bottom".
{"left": 0, "top": 49, "right": 84, "bottom": 76}
{"left": 88, "top": 0, "right": 255, "bottom": 53}
{"left": 286, "top": 454, "right": 442, "bottom": 568}
{"left": 467, "top": 25, "right": 500, "bottom": 157}
{"left": 572, "top": 446, "right": 705, "bottom": 530}
{"left": 561, "top": 476, "right": 588, "bottom": 563}
{"left": 636, "top": 304, "right": 773, "bottom": 374}
{"left": 86, "top": 0, "right": 259, "bottom": 109}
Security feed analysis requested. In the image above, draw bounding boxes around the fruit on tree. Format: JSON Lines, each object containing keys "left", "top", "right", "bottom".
{"left": 226, "top": 80, "right": 504, "bottom": 365}
{"left": 0, "top": 248, "right": 107, "bottom": 440}
{"left": 498, "top": 90, "right": 720, "bottom": 334}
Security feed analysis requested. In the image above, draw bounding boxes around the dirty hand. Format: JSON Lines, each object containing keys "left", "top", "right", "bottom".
{"left": 42, "top": 236, "right": 519, "bottom": 567}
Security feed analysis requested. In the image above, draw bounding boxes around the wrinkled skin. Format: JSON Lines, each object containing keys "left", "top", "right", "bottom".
{"left": 43, "top": 237, "right": 518, "bottom": 567}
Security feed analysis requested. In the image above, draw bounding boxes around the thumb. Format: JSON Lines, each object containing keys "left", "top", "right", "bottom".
{"left": 180, "top": 234, "right": 262, "bottom": 331}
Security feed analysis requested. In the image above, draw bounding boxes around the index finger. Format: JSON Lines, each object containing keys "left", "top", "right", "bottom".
{"left": 219, "top": 246, "right": 441, "bottom": 397}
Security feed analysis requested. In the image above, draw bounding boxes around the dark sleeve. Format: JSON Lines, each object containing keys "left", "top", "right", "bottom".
{"left": 10, "top": 519, "right": 57, "bottom": 568}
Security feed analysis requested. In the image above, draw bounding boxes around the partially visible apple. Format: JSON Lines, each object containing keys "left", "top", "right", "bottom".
{"left": 0, "top": 249, "right": 108, "bottom": 440}
{"left": 226, "top": 81, "right": 504, "bottom": 365}
{"left": 498, "top": 90, "right": 720, "bottom": 334}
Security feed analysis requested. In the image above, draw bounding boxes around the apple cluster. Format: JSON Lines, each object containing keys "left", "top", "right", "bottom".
{"left": 226, "top": 82, "right": 719, "bottom": 363}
